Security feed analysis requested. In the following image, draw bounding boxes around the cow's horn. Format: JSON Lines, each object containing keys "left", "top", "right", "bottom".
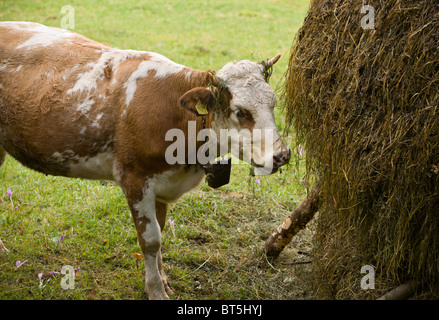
{"left": 206, "top": 70, "right": 221, "bottom": 87}
{"left": 210, "top": 75, "right": 221, "bottom": 88}
{"left": 264, "top": 54, "right": 281, "bottom": 70}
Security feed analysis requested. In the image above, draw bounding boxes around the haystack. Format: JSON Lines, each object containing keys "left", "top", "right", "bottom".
{"left": 284, "top": 0, "right": 439, "bottom": 299}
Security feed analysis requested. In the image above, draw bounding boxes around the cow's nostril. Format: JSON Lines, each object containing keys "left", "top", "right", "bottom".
{"left": 273, "top": 148, "right": 291, "bottom": 167}
{"left": 273, "top": 153, "right": 282, "bottom": 162}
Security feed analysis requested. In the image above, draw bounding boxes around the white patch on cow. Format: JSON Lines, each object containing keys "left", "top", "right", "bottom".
{"left": 68, "top": 49, "right": 142, "bottom": 95}
{"left": 68, "top": 61, "right": 105, "bottom": 95}
{"left": 68, "top": 152, "right": 115, "bottom": 180}
{"left": 80, "top": 126, "right": 87, "bottom": 135}
{"left": 133, "top": 182, "right": 156, "bottom": 220}
{"left": 52, "top": 151, "right": 64, "bottom": 160}
{"left": 1, "top": 64, "right": 23, "bottom": 73}
{"left": 62, "top": 65, "right": 79, "bottom": 81}
{"left": 111, "top": 161, "right": 124, "bottom": 185}
{"left": 123, "top": 52, "right": 187, "bottom": 106}
{"left": 91, "top": 113, "right": 103, "bottom": 129}
{"left": 154, "top": 166, "right": 205, "bottom": 203}
{"left": 1, "top": 21, "right": 76, "bottom": 50}
{"left": 51, "top": 143, "right": 114, "bottom": 180}
{"left": 76, "top": 97, "right": 94, "bottom": 113}
{"left": 108, "top": 49, "right": 144, "bottom": 83}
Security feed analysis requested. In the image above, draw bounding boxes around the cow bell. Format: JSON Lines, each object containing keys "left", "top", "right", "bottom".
{"left": 203, "top": 157, "right": 232, "bottom": 188}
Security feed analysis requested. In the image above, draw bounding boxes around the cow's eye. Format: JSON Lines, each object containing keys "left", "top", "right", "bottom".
{"left": 234, "top": 109, "right": 245, "bottom": 118}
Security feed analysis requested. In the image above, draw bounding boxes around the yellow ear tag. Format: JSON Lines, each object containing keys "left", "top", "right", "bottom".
{"left": 195, "top": 100, "right": 209, "bottom": 115}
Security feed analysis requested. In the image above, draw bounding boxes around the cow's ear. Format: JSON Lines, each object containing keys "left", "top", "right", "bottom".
{"left": 179, "top": 87, "right": 215, "bottom": 116}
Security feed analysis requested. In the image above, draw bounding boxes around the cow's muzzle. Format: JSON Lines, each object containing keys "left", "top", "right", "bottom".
{"left": 251, "top": 147, "right": 291, "bottom": 175}
{"left": 273, "top": 148, "right": 291, "bottom": 169}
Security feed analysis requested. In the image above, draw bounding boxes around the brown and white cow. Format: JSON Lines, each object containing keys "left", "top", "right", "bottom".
{"left": 0, "top": 21, "right": 290, "bottom": 299}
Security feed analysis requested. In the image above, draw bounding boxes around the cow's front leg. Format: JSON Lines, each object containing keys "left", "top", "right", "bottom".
{"left": 155, "top": 201, "right": 174, "bottom": 296}
{"left": 120, "top": 173, "right": 169, "bottom": 300}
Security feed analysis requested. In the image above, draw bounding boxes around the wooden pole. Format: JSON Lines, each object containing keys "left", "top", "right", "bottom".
{"left": 377, "top": 280, "right": 421, "bottom": 300}
{"left": 265, "top": 182, "right": 320, "bottom": 258}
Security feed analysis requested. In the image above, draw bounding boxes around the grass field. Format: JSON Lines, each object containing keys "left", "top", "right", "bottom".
{"left": 0, "top": 0, "right": 313, "bottom": 300}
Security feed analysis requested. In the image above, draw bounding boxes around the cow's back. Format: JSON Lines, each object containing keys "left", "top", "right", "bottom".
{"left": 0, "top": 22, "right": 130, "bottom": 178}
{"left": 0, "top": 22, "right": 204, "bottom": 181}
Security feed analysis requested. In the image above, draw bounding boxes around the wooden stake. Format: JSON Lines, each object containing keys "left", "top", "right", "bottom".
{"left": 265, "top": 182, "right": 320, "bottom": 258}
{"left": 377, "top": 280, "right": 421, "bottom": 300}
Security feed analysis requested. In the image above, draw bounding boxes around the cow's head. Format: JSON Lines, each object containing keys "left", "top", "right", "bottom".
{"left": 179, "top": 55, "right": 290, "bottom": 174}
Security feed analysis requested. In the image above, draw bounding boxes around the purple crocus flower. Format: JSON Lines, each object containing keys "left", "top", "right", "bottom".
{"left": 15, "top": 260, "right": 28, "bottom": 268}
{"left": 38, "top": 272, "right": 44, "bottom": 287}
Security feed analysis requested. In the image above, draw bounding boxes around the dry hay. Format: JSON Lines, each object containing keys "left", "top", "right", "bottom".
{"left": 284, "top": 0, "right": 439, "bottom": 299}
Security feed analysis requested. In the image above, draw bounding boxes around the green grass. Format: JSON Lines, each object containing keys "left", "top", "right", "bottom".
{"left": 0, "top": 0, "right": 313, "bottom": 300}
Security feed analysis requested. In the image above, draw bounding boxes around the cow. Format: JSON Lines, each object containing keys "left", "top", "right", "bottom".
{"left": 0, "top": 21, "right": 290, "bottom": 299}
